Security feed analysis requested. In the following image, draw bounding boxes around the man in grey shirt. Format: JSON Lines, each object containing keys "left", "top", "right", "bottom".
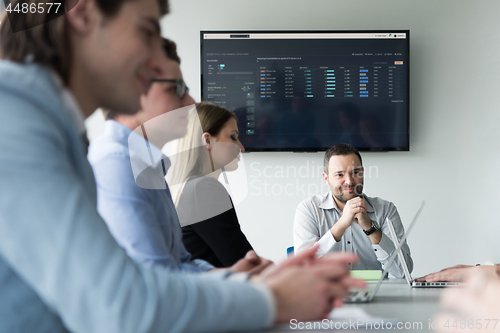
{"left": 294, "top": 143, "right": 412, "bottom": 278}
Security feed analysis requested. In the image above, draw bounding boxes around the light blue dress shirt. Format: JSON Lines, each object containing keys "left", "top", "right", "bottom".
{"left": 88, "top": 120, "right": 214, "bottom": 272}
{"left": 0, "top": 60, "right": 274, "bottom": 333}
{"left": 294, "top": 192, "right": 413, "bottom": 278}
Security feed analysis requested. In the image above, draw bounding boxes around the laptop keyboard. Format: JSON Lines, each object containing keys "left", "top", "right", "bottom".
{"left": 414, "top": 282, "right": 460, "bottom": 286}
{"left": 345, "top": 290, "right": 370, "bottom": 302}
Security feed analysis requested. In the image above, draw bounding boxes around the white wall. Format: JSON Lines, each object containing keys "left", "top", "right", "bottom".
{"left": 86, "top": 0, "right": 500, "bottom": 276}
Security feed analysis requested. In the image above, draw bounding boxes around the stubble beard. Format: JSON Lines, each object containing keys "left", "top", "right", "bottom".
{"left": 332, "top": 184, "right": 364, "bottom": 203}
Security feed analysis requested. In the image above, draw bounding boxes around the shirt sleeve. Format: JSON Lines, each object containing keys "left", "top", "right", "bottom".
{"left": 178, "top": 242, "right": 215, "bottom": 272}
{"left": 0, "top": 94, "right": 272, "bottom": 333}
{"left": 92, "top": 152, "right": 213, "bottom": 273}
{"left": 371, "top": 202, "right": 413, "bottom": 278}
{"left": 293, "top": 199, "right": 337, "bottom": 256}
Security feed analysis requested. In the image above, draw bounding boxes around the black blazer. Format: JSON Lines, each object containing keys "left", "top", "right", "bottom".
{"left": 178, "top": 177, "right": 253, "bottom": 267}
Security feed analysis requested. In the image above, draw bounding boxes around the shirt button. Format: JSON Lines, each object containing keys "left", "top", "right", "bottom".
{"left": 374, "top": 249, "right": 377, "bottom": 251}
{"left": 347, "top": 241, "right": 351, "bottom": 244}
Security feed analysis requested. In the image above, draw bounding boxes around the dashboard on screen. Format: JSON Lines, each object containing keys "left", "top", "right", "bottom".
{"left": 201, "top": 31, "right": 410, "bottom": 152}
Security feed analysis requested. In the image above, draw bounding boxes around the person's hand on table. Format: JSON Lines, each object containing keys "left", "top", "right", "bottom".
{"left": 253, "top": 245, "right": 366, "bottom": 323}
{"left": 228, "top": 250, "right": 274, "bottom": 275}
{"left": 416, "top": 266, "right": 473, "bottom": 283}
{"left": 433, "top": 266, "right": 500, "bottom": 333}
{"left": 441, "top": 264, "right": 475, "bottom": 271}
{"left": 415, "top": 265, "right": 496, "bottom": 283}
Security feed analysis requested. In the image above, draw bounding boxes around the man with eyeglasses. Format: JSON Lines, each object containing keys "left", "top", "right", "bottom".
{"left": 0, "top": 0, "right": 364, "bottom": 329}
{"left": 88, "top": 38, "right": 271, "bottom": 274}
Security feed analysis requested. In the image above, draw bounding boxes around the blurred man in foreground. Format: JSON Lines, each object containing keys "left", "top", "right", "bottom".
{"left": 0, "top": 1, "right": 363, "bottom": 332}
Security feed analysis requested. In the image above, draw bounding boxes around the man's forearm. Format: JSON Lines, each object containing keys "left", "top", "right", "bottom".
{"left": 330, "top": 217, "right": 349, "bottom": 242}
{"left": 367, "top": 230, "right": 382, "bottom": 245}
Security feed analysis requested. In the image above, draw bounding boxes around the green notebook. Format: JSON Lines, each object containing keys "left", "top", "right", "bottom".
{"left": 350, "top": 270, "right": 383, "bottom": 281}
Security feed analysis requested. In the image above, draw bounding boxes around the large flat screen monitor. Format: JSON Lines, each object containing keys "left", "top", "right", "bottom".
{"left": 200, "top": 30, "right": 410, "bottom": 151}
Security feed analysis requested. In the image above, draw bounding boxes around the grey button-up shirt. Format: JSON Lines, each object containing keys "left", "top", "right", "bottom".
{"left": 293, "top": 192, "right": 412, "bottom": 278}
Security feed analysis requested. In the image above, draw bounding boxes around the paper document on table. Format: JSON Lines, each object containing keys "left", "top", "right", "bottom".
{"left": 274, "top": 306, "right": 397, "bottom": 330}
{"left": 331, "top": 306, "right": 397, "bottom": 324}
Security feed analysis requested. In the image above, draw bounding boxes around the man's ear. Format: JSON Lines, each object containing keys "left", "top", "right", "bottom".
{"left": 322, "top": 172, "right": 329, "bottom": 184}
{"left": 66, "top": 0, "right": 98, "bottom": 35}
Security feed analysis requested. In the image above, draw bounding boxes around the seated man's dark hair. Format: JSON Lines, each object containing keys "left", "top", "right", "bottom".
{"left": 323, "top": 143, "right": 363, "bottom": 174}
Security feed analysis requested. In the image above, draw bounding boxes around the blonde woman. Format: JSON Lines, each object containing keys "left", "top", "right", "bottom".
{"left": 170, "top": 102, "right": 264, "bottom": 268}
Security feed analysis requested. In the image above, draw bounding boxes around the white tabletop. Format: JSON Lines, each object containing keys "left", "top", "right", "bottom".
{"left": 264, "top": 279, "right": 445, "bottom": 332}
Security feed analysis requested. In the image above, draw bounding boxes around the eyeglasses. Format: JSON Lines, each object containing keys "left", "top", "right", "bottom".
{"left": 149, "top": 79, "right": 190, "bottom": 99}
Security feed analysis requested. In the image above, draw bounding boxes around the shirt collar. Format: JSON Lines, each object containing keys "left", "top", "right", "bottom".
{"left": 105, "top": 120, "right": 168, "bottom": 168}
{"left": 319, "top": 191, "right": 336, "bottom": 210}
{"left": 319, "top": 191, "right": 374, "bottom": 213}
{"left": 105, "top": 120, "right": 171, "bottom": 191}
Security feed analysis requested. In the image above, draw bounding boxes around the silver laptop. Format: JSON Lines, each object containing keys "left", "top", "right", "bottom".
{"left": 386, "top": 214, "right": 463, "bottom": 288}
{"left": 344, "top": 202, "right": 425, "bottom": 303}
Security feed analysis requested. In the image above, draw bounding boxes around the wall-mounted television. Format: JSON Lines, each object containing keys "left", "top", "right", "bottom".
{"left": 200, "top": 30, "right": 410, "bottom": 152}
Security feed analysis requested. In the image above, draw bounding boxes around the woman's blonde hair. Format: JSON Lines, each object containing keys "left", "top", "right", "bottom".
{"left": 168, "top": 102, "right": 236, "bottom": 204}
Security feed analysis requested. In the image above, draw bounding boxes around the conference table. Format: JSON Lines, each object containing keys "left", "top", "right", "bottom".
{"left": 265, "top": 279, "right": 446, "bottom": 332}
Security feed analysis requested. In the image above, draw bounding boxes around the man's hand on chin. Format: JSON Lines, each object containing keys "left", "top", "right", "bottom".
{"left": 354, "top": 211, "right": 371, "bottom": 230}
{"left": 348, "top": 197, "right": 369, "bottom": 229}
